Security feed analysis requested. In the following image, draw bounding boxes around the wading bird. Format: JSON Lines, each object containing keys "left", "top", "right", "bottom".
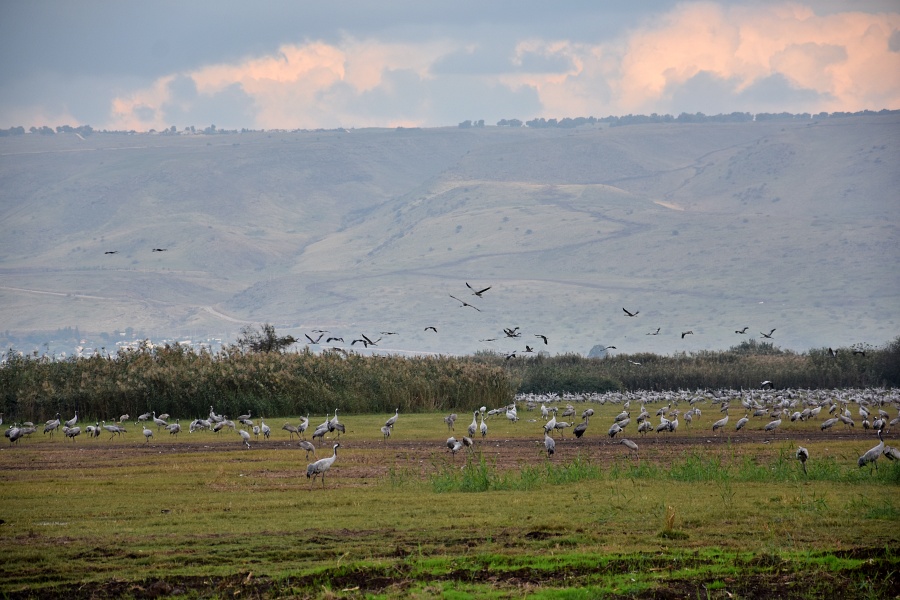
{"left": 307, "top": 443, "right": 340, "bottom": 488}
{"left": 298, "top": 440, "right": 317, "bottom": 459}
{"left": 760, "top": 329, "right": 776, "bottom": 339}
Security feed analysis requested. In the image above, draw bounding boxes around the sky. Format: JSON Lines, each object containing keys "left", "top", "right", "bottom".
{"left": 1, "top": 1, "right": 899, "bottom": 131}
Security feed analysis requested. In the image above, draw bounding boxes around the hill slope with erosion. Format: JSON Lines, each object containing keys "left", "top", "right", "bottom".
{"left": 1, "top": 115, "right": 897, "bottom": 356}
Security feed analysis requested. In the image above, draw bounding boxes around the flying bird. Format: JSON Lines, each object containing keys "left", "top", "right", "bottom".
{"left": 151, "top": 248, "right": 167, "bottom": 252}
{"left": 535, "top": 334, "right": 549, "bottom": 345}
{"left": 449, "top": 294, "right": 481, "bottom": 311}
{"left": 503, "top": 327, "right": 521, "bottom": 338}
{"left": 760, "top": 329, "right": 776, "bottom": 339}
{"left": 466, "top": 282, "right": 491, "bottom": 297}
{"left": 326, "top": 336, "right": 344, "bottom": 343}
{"left": 424, "top": 326, "right": 437, "bottom": 333}
{"left": 305, "top": 333, "right": 324, "bottom": 344}
{"left": 681, "top": 331, "right": 694, "bottom": 339}
{"left": 646, "top": 328, "right": 660, "bottom": 335}
{"left": 735, "top": 327, "right": 749, "bottom": 334}
{"left": 622, "top": 307, "right": 639, "bottom": 317}
{"left": 104, "top": 251, "right": 118, "bottom": 254}
{"left": 524, "top": 345, "right": 534, "bottom": 353}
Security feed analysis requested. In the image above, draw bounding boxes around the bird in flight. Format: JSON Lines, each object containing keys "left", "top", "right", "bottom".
{"left": 503, "top": 327, "right": 521, "bottom": 338}
{"left": 466, "top": 282, "right": 491, "bottom": 297}
{"left": 524, "top": 345, "right": 534, "bottom": 353}
{"left": 735, "top": 326, "right": 749, "bottom": 334}
{"left": 623, "top": 307, "right": 639, "bottom": 317}
{"left": 104, "top": 251, "right": 118, "bottom": 254}
{"left": 380, "top": 331, "right": 398, "bottom": 336}
{"left": 760, "top": 329, "right": 776, "bottom": 339}
{"left": 646, "top": 328, "right": 660, "bottom": 335}
{"left": 305, "top": 333, "right": 324, "bottom": 344}
{"left": 326, "top": 336, "right": 344, "bottom": 343}
{"left": 449, "top": 294, "right": 481, "bottom": 311}
{"left": 505, "top": 352, "right": 517, "bottom": 360}
{"left": 424, "top": 326, "right": 437, "bottom": 333}
{"left": 534, "top": 334, "right": 548, "bottom": 345}
{"left": 681, "top": 330, "right": 694, "bottom": 339}
{"left": 479, "top": 337, "right": 497, "bottom": 342}
{"left": 152, "top": 248, "right": 167, "bottom": 252}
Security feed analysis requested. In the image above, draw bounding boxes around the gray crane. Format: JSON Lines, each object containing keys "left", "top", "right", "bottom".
{"left": 65, "top": 411, "right": 79, "bottom": 429}
{"left": 467, "top": 411, "right": 479, "bottom": 437}
{"left": 143, "top": 426, "right": 153, "bottom": 443}
{"left": 44, "top": 413, "right": 61, "bottom": 438}
{"left": 152, "top": 411, "right": 168, "bottom": 431}
{"left": 712, "top": 413, "right": 729, "bottom": 433}
{"left": 298, "top": 440, "right": 317, "bottom": 459}
{"left": 621, "top": 438, "right": 639, "bottom": 452}
{"left": 261, "top": 419, "right": 271, "bottom": 440}
{"left": 735, "top": 414, "right": 749, "bottom": 431}
{"left": 64, "top": 426, "right": 81, "bottom": 441}
{"left": 239, "top": 429, "right": 251, "bottom": 449}
{"left": 307, "top": 443, "right": 340, "bottom": 488}
{"left": 764, "top": 418, "right": 782, "bottom": 433}
{"left": 544, "top": 413, "right": 557, "bottom": 435}
{"left": 444, "top": 413, "right": 457, "bottom": 431}
{"left": 380, "top": 425, "right": 392, "bottom": 440}
{"left": 480, "top": 412, "right": 488, "bottom": 439}
{"left": 298, "top": 415, "right": 309, "bottom": 438}
{"left": 858, "top": 430, "right": 885, "bottom": 471}
{"left": 282, "top": 423, "right": 300, "bottom": 440}
{"left": 820, "top": 417, "right": 839, "bottom": 431}
{"left": 544, "top": 432, "right": 555, "bottom": 457}
{"left": 573, "top": 418, "right": 589, "bottom": 439}
{"left": 608, "top": 422, "right": 623, "bottom": 438}
{"left": 384, "top": 408, "right": 399, "bottom": 429}
{"left": 447, "top": 437, "right": 463, "bottom": 455}
{"left": 796, "top": 446, "right": 809, "bottom": 474}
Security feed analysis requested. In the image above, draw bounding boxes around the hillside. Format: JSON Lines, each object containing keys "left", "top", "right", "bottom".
{"left": 1, "top": 115, "right": 898, "bottom": 357}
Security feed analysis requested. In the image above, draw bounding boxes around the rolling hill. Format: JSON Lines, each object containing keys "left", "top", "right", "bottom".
{"left": 1, "top": 114, "right": 897, "bottom": 357}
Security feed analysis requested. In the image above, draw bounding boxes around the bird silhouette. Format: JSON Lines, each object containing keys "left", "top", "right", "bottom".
{"left": 622, "top": 307, "right": 639, "bottom": 317}
{"left": 524, "top": 345, "right": 534, "bottom": 353}
{"left": 503, "top": 327, "right": 521, "bottom": 338}
{"left": 681, "top": 331, "right": 694, "bottom": 339}
{"left": 647, "top": 328, "right": 660, "bottom": 335}
{"left": 735, "top": 326, "right": 749, "bottom": 334}
{"left": 305, "top": 333, "right": 324, "bottom": 344}
{"left": 466, "top": 282, "right": 491, "bottom": 297}
{"left": 326, "top": 336, "right": 344, "bottom": 343}
{"left": 104, "top": 251, "right": 118, "bottom": 254}
{"left": 449, "top": 294, "right": 481, "bottom": 311}
{"left": 151, "top": 248, "right": 167, "bottom": 252}
{"left": 424, "top": 326, "right": 437, "bottom": 333}
{"left": 535, "top": 334, "right": 549, "bottom": 344}
{"left": 760, "top": 329, "right": 776, "bottom": 339}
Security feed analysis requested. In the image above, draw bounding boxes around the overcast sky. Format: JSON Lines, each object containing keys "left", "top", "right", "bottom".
{"left": 1, "top": 1, "right": 898, "bottom": 130}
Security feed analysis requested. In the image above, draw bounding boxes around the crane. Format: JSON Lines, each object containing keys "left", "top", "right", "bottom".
{"left": 298, "top": 440, "right": 317, "bottom": 460}
{"left": 385, "top": 408, "right": 399, "bottom": 429}
{"left": 480, "top": 412, "right": 488, "bottom": 438}
{"left": 65, "top": 411, "right": 79, "bottom": 429}
{"left": 282, "top": 423, "right": 300, "bottom": 440}
{"left": 143, "top": 426, "right": 153, "bottom": 443}
{"left": 239, "top": 429, "right": 251, "bottom": 449}
{"left": 858, "top": 430, "right": 885, "bottom": 471}
{"left": 712, "top": 413, "right": 729, "bottom": 433}
{"left": 544, "top": 432, "right": 555, "bottom": 457}
{"left": 307, "top": 443, "right": 340, "bottom": 488}
{"left": 467, "top": 411, "right": 478, "bottom": 437}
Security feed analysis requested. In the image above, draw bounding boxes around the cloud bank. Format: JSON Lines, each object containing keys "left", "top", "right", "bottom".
{"left": 12, "top": 3, "right": 900, "bottom": 130}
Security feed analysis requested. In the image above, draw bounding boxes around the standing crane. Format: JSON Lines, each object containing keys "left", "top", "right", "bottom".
{"left": 544, "top": 432, "right": 555, "bottom": 457}
{"left": 480, "top": 412, "right": 488, "bottom": 439}
{"left": 65, "top": 411, "right": 78, "bottom": 429}
{"left": 143, "top": 426, "right": 153, "bottom": 443}
{"left": 858, "top": 430, "right": 885, "bottom": 471}
{"left": 307, "top": 443, "right": 340, "bottom": 488}
{"left": 298, "top": 440, "right": 317, "bottom": 460}
{"left": 384, "top": 408, "right": 399, "bottom": 429}
{"left": 712, "top": 413, "right": 729, "bottom": 433}
{"left": 239, "top": 429, "right": 251, "bottom": 449}
{"left": 467, "top": 412, "right": 479, "bottom": 438}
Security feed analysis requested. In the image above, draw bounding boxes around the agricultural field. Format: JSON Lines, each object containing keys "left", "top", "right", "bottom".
{"left": 1, "top": 393, "right": 898, "bottom": 599}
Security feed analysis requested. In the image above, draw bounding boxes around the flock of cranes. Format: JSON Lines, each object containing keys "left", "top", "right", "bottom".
{"left": 4, "top": 386, "right": 900, "bottom": 488}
